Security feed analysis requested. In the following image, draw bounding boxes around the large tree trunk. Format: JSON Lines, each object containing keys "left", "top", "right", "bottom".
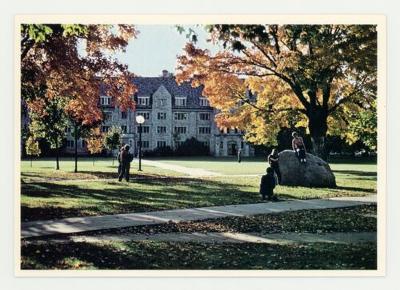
{"left": 308, "top": 107, "right": 329, "bottom": 160}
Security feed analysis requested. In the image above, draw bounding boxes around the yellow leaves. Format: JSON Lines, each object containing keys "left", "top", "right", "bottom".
{"left": 294, "top": 117, "right": 308, "bottom": 130}
{"left": 175, "top": 41, "right": 307, "bottom": 146}
{"left": 86, "top": 127, "right": 104, "bottom": 154}
{"left": 25, "top": 136, "right": 41, "bottom": 156}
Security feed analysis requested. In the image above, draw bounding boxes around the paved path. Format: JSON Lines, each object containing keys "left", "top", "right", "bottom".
{"left": 27, "top": 231, "right": 376, "bottom": 245}
{"left": 21, "top": 195, "right": 376, "bottom": 238}
{"left": 141, "top": 160, "right": 222, "bottom": 177}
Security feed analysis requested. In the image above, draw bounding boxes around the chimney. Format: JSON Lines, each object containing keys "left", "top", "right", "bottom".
{"left": 162, "top": 69, "right": 170, "bottom": 78}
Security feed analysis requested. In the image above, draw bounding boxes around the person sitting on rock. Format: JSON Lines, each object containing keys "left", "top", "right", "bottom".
{"left": 259, "top": 167, "right": 278, "bottom": 201}
{"left": 292, "top": 132, "right": 307, "bottom": 163}
{"left": 268, "top": 148, "right": 281, "bottom": 184}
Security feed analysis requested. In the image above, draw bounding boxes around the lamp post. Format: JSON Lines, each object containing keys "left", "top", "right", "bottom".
{"left": 135, "top": 115, "right": 145, "bottom": 171}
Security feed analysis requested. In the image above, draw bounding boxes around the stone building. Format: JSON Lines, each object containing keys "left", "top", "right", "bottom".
{"left": 65, "top": 70, "right": 254, "bottom": 157}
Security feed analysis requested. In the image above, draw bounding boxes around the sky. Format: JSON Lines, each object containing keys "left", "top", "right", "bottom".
{"left": 113, "top": 25, "right": 222, "bottom": 77}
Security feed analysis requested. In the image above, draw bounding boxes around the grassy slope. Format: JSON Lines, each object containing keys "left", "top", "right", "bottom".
{"left": 21, "top": 158, "right": 377, "bottom": 221}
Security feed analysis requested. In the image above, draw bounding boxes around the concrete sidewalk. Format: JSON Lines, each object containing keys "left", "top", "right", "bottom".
{"left": 21, "top": 195, "right": 376, "bottom": 238}
{"left": 141, "top": 159, "right": 222, "bottom": 177}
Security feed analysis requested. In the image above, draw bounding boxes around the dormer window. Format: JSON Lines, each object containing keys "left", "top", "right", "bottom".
{"left": 138, "top": 96, "right": 150, "bottom": 106}
{"left": 100, "top": 96, "right": 111, "bottom": 106}
{"left": 175, "top": 97, "right": 187, "bottom": 106}
{"left": 199, "top": 97, "right": 209, "bottom": 106}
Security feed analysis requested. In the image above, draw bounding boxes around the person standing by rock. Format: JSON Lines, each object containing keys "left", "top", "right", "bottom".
{"left": 268, "top": 148, "right": 281, "bottom": 184}
{"left": 292, "top": 132, "right": 307, "bottom": 163}
{"left": 118, "top": 145, "right": 133, "bottom": 182}
{"left": 259, "top": 167, "right": 278, "bottom": 201}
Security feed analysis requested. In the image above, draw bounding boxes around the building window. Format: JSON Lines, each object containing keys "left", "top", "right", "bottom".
{"left": 104, "top": 112, "right": 112, "bottom": 121}
{"left": 199, "top": 113, "right": 210, "bottom": 120}
{"left": 157, "top": 141, "right": 167, "bottom": 148}
{"left": 199, "top": 97, "right": 209, "bottom": 106}
{"left": 65, "top": 127, "right": 71, "bottom": 133}
{"left": 174, "top": 112, "right": 188, "bottom": 120}
{"left": 121, "top": 125, "right": 127, "bottom": 134}
{"left": 101, "top": 126, "right": 109, "bottom": 133}
{"left": 157, "top": 126, "right": 167, "bottom": 134}
{"left": 175, "top": 97, "right": 187, "bottom": 106}
{"left": 220, "top": 141, "right": 223, "bottom": 149}
{"left": 201, "top": 141, "right": 209, "bottom": 147}
{"left": 81, "top": 140, "right": 86, "bottom": 148}
{"left": 157, "top": 112, "right": 167, "bottom": 120}
{"left": 199, "top": 127, "right": 211, "bottom": 134}
{"left": 100, "top": 96, "right": 111, "bottom": 106}
{"left": 175, "top": 141, "right": 184, "bottom": 148}
{"left": 174, "top": 126, "right": 187, "bottom": 134}
{"left": 136, "top": 111, "right": 150, "bottom": 120}
{"left": 158, "top": 99, "right": 166, "bottom": 106}
{"left": 137, "top": 140, "right": 150, "bottom": 148}
{"left": 66, "top": 140, "right": 74, "bottom": 148}
{"left": 137, "top": 126, "right": 150, "bottom": 134}
{"left": 138, "top": 96, "right": 150, "bottom": 106}
{"left": 121, "top": 111, "right": 127, "bottom": 119}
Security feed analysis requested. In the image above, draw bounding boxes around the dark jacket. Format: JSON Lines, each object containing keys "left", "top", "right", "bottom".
{"left": 268, "top": 154, "right": 279, "bottom": 167}
{"left": 119, "top": 150, "right": 133, "bottom": 165}
{"left": 259, "top": 173, "right": 276, "bottom": 195}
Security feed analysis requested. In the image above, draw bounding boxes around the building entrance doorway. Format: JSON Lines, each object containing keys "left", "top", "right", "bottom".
{"left": 227, "top": 142, "right": 237, "bottom": 156}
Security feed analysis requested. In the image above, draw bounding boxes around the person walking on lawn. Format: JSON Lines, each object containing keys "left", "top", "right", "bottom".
{"left": 259, "top": 167, "right": 278, "bottom": 201}
{"left": 237, "top": 148, "right": 242, "bottom": 163}
{"left": 118, "top": 145, "right": 134, "bottom": 182}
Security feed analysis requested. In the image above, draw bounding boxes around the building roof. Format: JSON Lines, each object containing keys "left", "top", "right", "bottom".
{"left": 132, "top": 76, "right": 207, "bottom": 108}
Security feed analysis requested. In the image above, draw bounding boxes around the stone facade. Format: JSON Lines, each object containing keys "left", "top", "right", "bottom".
{"left": 65, "top": 72, "right": 254, "bottom": 157}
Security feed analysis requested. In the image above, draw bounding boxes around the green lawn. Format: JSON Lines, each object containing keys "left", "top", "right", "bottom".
{"left": 20, "top": 158, "right": 377, "bottom": 270}
{"left": 21, "top": 240, "right": 377, "bottom": 270}
{"left": 21, "top": 157, "right": 377, "bottom": 221}
{"left": 148, "top": 156, "right": 377, "bottom": 175}
{"left": 21, "top": 157, "right": 184, "bottom": 179}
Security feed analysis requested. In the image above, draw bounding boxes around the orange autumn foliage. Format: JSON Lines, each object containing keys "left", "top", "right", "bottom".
{"left": 22, "top": 24, "right": 138, "bottom": 126}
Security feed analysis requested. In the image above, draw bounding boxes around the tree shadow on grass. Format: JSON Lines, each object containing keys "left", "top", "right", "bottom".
{"left": 20, "top": 239, "right": 377, "bottom": 270}
{"left": 21, "top": 170, "right": 183, "bottom": 182}
{"left": 21, "top": 176, "right": 259, "bottom": 222}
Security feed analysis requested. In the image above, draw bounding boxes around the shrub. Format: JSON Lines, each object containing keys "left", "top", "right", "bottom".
{"left": 175, "top": 137, "right": 210, "bottom": 156}
{"left": 143, "top": 146, "right": 174, "bottom": 157}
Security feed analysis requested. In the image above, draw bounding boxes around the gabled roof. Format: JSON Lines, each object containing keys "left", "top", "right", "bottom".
{"left": 132, "top": 76, "right": 206, "bottom": 108}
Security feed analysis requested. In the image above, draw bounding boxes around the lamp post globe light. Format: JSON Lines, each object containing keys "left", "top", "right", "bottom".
{"left": 135, "top": 115, "right": 145, "bottom": 171}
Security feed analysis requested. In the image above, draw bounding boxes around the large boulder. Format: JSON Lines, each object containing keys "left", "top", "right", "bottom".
{"left": 278, "top": 150, "right": 336, "bottom": 188}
